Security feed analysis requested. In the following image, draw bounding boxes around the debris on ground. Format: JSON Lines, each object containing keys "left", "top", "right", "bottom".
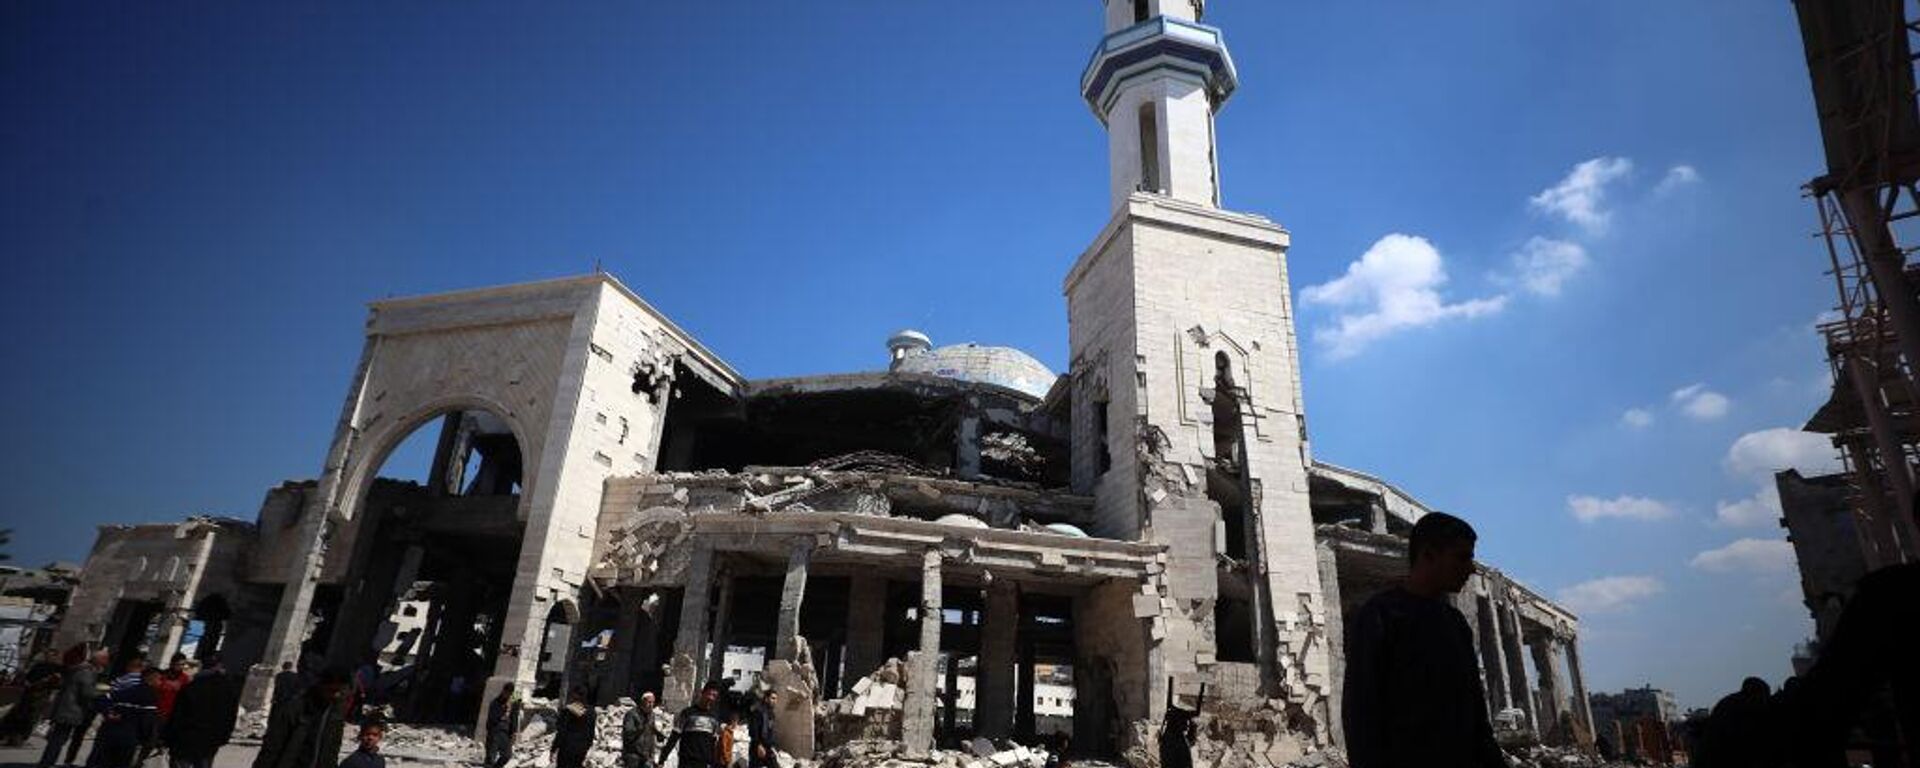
{"left": 812, "top": 738, "right": 1050, "bottom": 768}
{"left": 816, "top": 658, "right": 908, "bottom": 749}
{"left": 1503, "top": 744, "right": 1630, "bottom": 768}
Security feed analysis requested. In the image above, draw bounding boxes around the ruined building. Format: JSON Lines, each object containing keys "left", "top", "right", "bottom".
{"left": 52, "top": 1, "right": 1592, "bottom": 760}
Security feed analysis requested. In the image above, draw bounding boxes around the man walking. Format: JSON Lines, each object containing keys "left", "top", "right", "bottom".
{"left": 162, "top": 655, "right": 241, "bottom": 768}
{"left": 39, "top": 647, "right": 106, "bottom": 768}
{"left": 92, "top": 667, "right": 162, "bottom": 768}
{"left": 619, "top": 693, "right": 661, "bottom": 768}
{"left": 1341, "top": 512, "right": 1507, "bottom": 768}
{"left": 483, "top": 683, "right": 519, "bottom": 768}
{"left": 254, "top": 670, "right": 349, "bottom": 768}
{"left": 660, "top": 683, "right": 726, "bottom": 768}
{"left": 746, "top": 689, "right": 779, "bottom": 768}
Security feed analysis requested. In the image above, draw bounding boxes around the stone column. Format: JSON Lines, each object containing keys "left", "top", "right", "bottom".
{"left": 774, "top": 544, "right": 812, "bottom": 662}
{"left": 664, "top": 544, "right": 715, "bottom": 711}
{"left": 1498, "top": 603, "right": 1534, "bottom": 729}
{"left": 1314, "top": 539, "right": 1347, "bottom": 748}
{"left": 976, "top": 582, "right": 1017, "bottom": 739}
{"left": 243, "top": 339, "right": 378, "bottom": 711}
{"left": 707, "top": 569, "right": 736, "bottom": 684}
{"left": 1529, "top": 635, "right": 1567, "bottom": 730}
{"left": 1564, "top": 637, "right": 1595, "bottom": 739}
{"left": 901, "top": 550, "right": 943, "bottom": 757}
{"left": 843, "top": 575, "right": 886, "bottom": 685}
{"left": 153, "top": 608, "right": 191, "bottom": 666}
{"left": 1475, "top": 597, "right": 1512, "bottom": 714}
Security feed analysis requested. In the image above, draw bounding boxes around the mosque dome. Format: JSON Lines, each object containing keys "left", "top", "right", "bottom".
{"left": 885, "top": 330, "right": 1056, "bottom": 399}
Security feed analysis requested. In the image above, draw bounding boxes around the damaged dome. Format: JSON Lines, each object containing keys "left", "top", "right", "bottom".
{"left": 887, "top": 331, "right": 1056, "bottom": 399}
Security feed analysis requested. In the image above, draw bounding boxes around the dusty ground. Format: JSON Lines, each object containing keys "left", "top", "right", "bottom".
{"left": 0, "top": 731, "right": 479, "bottom": 768}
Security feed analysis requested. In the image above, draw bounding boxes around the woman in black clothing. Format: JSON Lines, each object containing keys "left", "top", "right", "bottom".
{"left": 551, "top": 687, "right": 596, "bottom": 768}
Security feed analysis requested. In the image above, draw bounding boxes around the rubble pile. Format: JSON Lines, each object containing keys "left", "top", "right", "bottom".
{"left": 235, "top": 707, "right": 269, "bottom": 740}
{"left": 378, "top": 723, "right": 483, "bottom": 763}
{"left": 813, "top": 738, "right": 1052, "bottom": 768}
{"left": 1186, "top": 702, "right": 1328, "bottom": 768}
{"left": 502, "top": 698, "right": 760, "bottom": 768}
{"left": 1503, "top": 745, "right": 1628, "bottom": 768}
{"left": 816, "top": 659, "right": 908, "bottom": 749}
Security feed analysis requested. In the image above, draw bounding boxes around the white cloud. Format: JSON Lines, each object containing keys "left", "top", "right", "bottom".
{"left": 1715, "top": 484, "right": 1782, "bottom": 528}
{"left": 1557, "top": 575, "right": 1664, "bottom": 614}
{"left": 1654, "top": 164, "right": 1702, "bottom": 196}
{"left": 1301, "top": 234, "right": 1507, "bottom": 359}
{"left": 1671, "top": 383, "right": 1731, "bottom": 421}
{"left": 1724, "top": 427, "right": 1842, "bottom": 479}
{"left": 1620, "top": 408, "right": 1654, "bottom": 429}
{"left": 1568, "top": 494, "right": 1675, "bottom": 523}
{"left": 1530, "top": 157, "right": 1634, "bottom": 232}
{"left": 1508, "top": 237, "right": 1590, "bottom": 297}
{"left": 1690, "top": 538, "right": 1796, "bottom": 574}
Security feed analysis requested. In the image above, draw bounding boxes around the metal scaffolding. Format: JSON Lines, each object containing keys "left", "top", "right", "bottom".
{"left": 1798, "top": 0, "right": 1920, "bottom": 567}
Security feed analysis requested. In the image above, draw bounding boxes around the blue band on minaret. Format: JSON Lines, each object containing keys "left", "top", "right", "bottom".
{"left": 1080, "top": 17, "right": 1237, "bottom": 123}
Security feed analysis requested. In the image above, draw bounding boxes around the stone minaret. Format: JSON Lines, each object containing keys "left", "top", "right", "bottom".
{"left": 1066, "top": 0, "right": 1334, "bottom": 737}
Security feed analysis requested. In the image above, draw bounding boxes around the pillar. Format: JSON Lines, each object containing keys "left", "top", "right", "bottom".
{"left": 1498, "top": 603, "right": 1534, "bottom": 730}
{"left": 976, "top": 583, "right": 1017, "bottom": 739}
{"left": 153, "top": 608, "right": 191, "bottom": 666}
{"left": 1475, "top": 597, "right": 1512, "bottom": 714}
{"left": 1564, "top": 638, "right": 1595, "bottom": 741}
{"left": 1314, "top": 539, "right": 1347, "bottom": 748}
{"left": 665, "top": 544, "right": 715, "bottom": 711}
{"left": 243, "top": 339, "right": 377, "bottom": 712}
{"left": 774, "top": 544, "right": 812, "bottom": 662}
{"left": 902, "top": 550, "right": 943, "bottom": 757}
{"left": 707, "top": 569, "right": 735, "bottom": 684}
{"left": 955, "top": 414, "right": 982, "bottom": 480}
{"left": 1529, "top": 635, "right": 1567, "bottom": 732}
{"left": 843, "top": 575, "right": 886, "bottom": 686}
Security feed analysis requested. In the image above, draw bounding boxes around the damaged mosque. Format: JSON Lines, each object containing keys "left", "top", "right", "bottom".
{"left": 50, "top": 0, "right": 1596, "bottom": 762}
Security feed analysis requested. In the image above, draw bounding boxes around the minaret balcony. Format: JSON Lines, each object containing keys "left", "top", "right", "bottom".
{"left": 1079, "top": 16, "right": 1238, "bottom": 123}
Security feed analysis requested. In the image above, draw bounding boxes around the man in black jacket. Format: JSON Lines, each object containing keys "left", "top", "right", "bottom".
{"left": 746, "top": 690, "right": 779, "bottom": 768}
{"left": 337, "top": 722, "right": 385, "bottom": 768}
{"left": 254, "top": 670, "right": 349, "bottom": 768}
{"left": 483, "top": 684, "right": 519, "bottom": 768}
{"left": 38, "top": 646, "right": 105, "bottom": 768}
{"left": 93, "top": 668, "right": 162, "bottom": 768}
{"left": 660, "top": 683, "right": 725, "bottom": 768}
{"left": 162, "top": 656, "right": 242, "bottom": 768}
{"left": 1341, "top": 512, "right": 1506, "bottom": 768}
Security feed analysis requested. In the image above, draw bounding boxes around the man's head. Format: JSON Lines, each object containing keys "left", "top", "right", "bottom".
{"left": 1408, "top": 512, "right": 1477, "bottom": 595}
{"left": 141, "top": 668, "right": 163, "bottom": 688}
{"left": 203, "top": 654, "right": 225, "bottom": 674}
{"left": 698, "top": 683, "right": 721, "bottom": 710}
{"left": 125, "top": 655, "right": 148, "bottom": 675}
{"left": 568, "top": 686, "right": 587, "bottom": 705}
{"left": 170, "top": 653, "right": 188, "bottom": 672}
{"left": 1740, "top": 676, "right": 1771, "bottom": 698}
{"left": 89, "top": 649, "right": 110, "bottom": 669}
{"left": 762, "top": 690, "right": 779, "bottom": 710}
{"left": 639, "top": 692, "right": 656, "bottom": 712}
{"left": 357, "top": 722, "right": 385, "bottom": 753}
{"left": 280, "top": 661, "right": 293, "bottom": 673}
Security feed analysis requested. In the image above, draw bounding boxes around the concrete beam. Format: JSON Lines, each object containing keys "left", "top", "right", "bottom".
{"left": 976, "top": 582, "right": 1017, "bottom": 739}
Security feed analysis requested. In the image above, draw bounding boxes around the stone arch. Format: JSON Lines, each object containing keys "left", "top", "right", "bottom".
{"left": 334, "top": 393, "right": 538, "bottom": 526}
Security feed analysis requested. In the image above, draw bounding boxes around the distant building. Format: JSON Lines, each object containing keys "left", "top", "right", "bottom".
{"left": 1589, "top": 686, "right": 1679, "bottom": 764}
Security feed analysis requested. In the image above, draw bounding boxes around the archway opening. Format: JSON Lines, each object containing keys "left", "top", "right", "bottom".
{"left": 313, "top": 408, "right": 528, "bottom": 725}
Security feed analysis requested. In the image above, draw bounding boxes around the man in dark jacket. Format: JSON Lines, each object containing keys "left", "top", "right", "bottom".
{"left": 269, "top": 663, "right": 304, "bottom": 721}
{"left": 2, "top": 648, "right": 63, "bottom": 746}
{"left": 337, "top": 722, "right": 385, "bottom": 768}
{"left": 550, "top": 687, "right": 596, "bottom": 768}
{"left": 483, "top": 684, "right": 519, "bottom": 768}
{"left": 253, "top": 670, "right": 349, "bottom": 768}
{"left": 162, "top": 656, "right": 242, "bottom": 768}
{"left": 1341, "top": 512, "right": 1506, "bottom": 768}
{"left": 660, "top": 684, "right": 725, "bottom": 768}
{"left": 619, "top": 693, "right": 662, "bottom": 768}
{"left": 746, "top": 690, "right": 779, "bottom": 768}
{"left": 92, "top": 668, "right": 162, "bottom": 768}
{"left": 39, "top": 647, "right": 106, "bottom": 768}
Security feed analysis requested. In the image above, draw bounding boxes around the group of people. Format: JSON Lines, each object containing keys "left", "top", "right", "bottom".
{"left": 13, "top": 646, "right": 243, "bottom": 768}
{"left": 482, "top": 680, "right": 784, "bottom": 768}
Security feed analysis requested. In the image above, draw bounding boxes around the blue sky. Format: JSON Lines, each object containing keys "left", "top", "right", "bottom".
{"left": 1, "top": 3, "right": 1833, "bottom": 709}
